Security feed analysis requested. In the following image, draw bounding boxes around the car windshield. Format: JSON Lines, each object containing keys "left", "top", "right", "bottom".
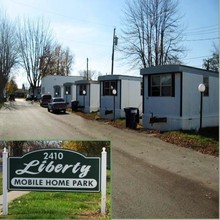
{"left": 53, "top": 98, "right": 64, "bottom": 102}
{"left": 42, "top": 95, "right": 51, "bottom": 99}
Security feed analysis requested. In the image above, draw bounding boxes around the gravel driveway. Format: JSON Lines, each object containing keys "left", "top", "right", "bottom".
{"left": 0, "top": 99, "right": 218, "bottom": 218}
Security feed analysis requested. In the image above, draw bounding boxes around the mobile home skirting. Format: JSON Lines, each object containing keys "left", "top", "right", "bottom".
{"left": 143, "top": 114, "right": 219, "bottom": 131}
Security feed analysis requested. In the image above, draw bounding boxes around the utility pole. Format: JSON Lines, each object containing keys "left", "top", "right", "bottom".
{"left": 111, "top": 28, "right": 118, "bottom": 75}
{"left": 86, "top": 57, "right": 89, "bottom": 80}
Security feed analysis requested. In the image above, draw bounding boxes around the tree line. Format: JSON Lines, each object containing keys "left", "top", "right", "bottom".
{"left": 0, "top": 140, "right": 110, "bottom": 158}
{"left": 0, "top": 12, "right": 74, "bottom": 101}
{"left": 0, "top": 0, "right": 218, "bottom": 102}
{"left": 0, "top": 140, "right": 111, "bottom": 169}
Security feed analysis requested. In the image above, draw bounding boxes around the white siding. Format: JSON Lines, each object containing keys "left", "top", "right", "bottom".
{"left": 75, "top": 82, "right": 100, "bottom": 113}
{"left": 182, "top": 72, "right": 219, "bottom": 130}
{"left": 142, "top": 68, "right": 219, "bottom": 131}
{"left": 143, "top": 73, "right": 181, "bottom": 131}
{"left": 121, "top": 80, "right": 142, "bottom": 109}
{"left": 41, "top": 75, "right": 83, "bottom": 103}
{"left": 90, "top": 84, "right": 100, "bottom": 112}
{"left": 99, "top": 76, "right": 142, "bottom": 120}
{"left": 99, "top": 80, "right": 119, "bottom": 119}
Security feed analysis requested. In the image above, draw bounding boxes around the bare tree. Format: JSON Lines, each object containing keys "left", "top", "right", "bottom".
{"left": 40, "top": 44, "right": 74, "bottom": 77}
{"left": 17, "top": 18, "right": 55, "bottom": 95}
{"left": 63, "top": 47, "right": 74, "bottom": 75}
{"left": 79, "top": 70, "right": 103, "bottom": 80}
{"left": 39, "top": 44, "right": 74, "bottom": 77}
{"left": 0, "top": 11, "right": 18, "bottom": 101}
{"left": 202, "top": 43, "right": 219, "bottom": 73}
{"left": 119, "top": 0, "right": 185, "bottom": 69}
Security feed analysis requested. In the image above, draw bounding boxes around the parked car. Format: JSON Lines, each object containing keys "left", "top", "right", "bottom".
{"left": 26, "top": 94, "right": 37, "bottom": 101}
{"left": 48, "top": 97, "right": 67, "bottom": 113}
{"left": 40, "top": 94, "right": 52, "bottom": 107}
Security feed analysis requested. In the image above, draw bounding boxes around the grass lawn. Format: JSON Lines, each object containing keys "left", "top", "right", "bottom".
{"left": 0, "top": 173, "right": 2, "bottom": 195}
{"left": 157, "top": 127, "right": 219, "bottom": 156}
{"left": 0, "top": 171, "right": 111, "bottom": 219}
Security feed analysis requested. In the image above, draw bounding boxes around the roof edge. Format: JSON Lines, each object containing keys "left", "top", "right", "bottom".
{"left": 140, "top": 64, "right": 219, "bottom": 77}
{"left": 98, "top": 74, "right": 142, "bottom": 81}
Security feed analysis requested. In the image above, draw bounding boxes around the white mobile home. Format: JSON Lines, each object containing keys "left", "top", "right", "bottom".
{"left": 141, "top": 65, "right": 219, "bottom": 131}
{"left": 75, "top": 80, "right": 100, "bottom": 113}
{"left": 98, "top": 75, "right": 142, "bottom": 120}
{"left": 41, "top": 75, "right": 83, "bottom": 105}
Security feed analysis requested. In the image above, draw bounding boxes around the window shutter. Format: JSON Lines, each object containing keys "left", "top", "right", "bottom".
{"left": 172, "top": 74, "right": 175, "bottom": 97}
{"left": 148, "top": 75, "right": 151, "bottom": 96}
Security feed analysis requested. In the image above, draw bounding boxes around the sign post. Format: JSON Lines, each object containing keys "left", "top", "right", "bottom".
{"left": 2, "top": 147, "right": 8, "bottom": 215}
{"left": 101, "top": 147, "right": 107, "bottom": 214}
{"left": 3, "top": 147, "right": 108, "bottom": 215}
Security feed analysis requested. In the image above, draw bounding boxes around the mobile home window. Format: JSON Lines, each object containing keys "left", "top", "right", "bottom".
{"left": 79, "top": 84, "right": 87, "bottom": 95}
{"left": 54, "top": 86, "right": 61, "bottom": 97}
{"left": 141, "top": 81, "right": 143, "bottom": 96}
{"left": 203, "top": 76, "right": 209, "bottom": 96}
{"left": 103, "top": 81, "right": 117, "bottom": 96}
{"left": 150, "top": 74, "right": 173, "bottom": 97}
{"left": 65, "top": 86, "right": 71, "bottom": 95}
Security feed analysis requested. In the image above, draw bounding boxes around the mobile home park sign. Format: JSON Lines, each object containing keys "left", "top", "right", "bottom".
{"left": 8, "top": 149, "right": 100, "bottom": 192}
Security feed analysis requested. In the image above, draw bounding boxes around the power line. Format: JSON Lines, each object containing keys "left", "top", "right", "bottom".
{"left": 182, "top": 55, "right": 211, "bottom": 60}
{"left": 185, "top": 24, "right": 218, "bottom": 32}
{"left": 58, "top": 36, "right": 108, "bottom": 47}
{"left": 185, "top": 29, "right": 218, "bottom": 36}
{"left": 183, "top": 25, "right": 218, "bottom": 37}
{"left": 10, "top": 0, "right": 115, "bottom": 29}
{"left": 184, "top": 37, "right": 218, "bottom": 42}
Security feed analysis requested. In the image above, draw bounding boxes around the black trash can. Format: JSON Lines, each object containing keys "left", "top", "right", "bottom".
{"left": 71, "top": 100, "right": 79, "bottom": 112}
{"left": 124, "top": 107, "right": 139, "bottom": 129}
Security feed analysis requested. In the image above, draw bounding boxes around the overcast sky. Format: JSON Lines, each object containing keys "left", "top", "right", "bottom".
{"left": 0, "top": 0, "right": 218, "bottom": 88}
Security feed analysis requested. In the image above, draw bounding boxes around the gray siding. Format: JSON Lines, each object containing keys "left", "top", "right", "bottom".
{"left": 142, "top": 65, "right": 219, "bottom": 131}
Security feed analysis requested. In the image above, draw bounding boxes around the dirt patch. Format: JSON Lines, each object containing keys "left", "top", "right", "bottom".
{"left": 72, "top": 111, "right": 98, "bottom": 120}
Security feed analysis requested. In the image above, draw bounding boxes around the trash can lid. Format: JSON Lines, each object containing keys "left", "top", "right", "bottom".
{"left": 131, "top": 109, "right": 137, "bottom": 113}
{"left": 124, "top": 107, "right": 138, "bottom": 111}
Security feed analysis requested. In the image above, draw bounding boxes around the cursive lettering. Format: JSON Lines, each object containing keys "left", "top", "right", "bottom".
{"left": 16, "top": 160, "right": 40, "bottom": 175}
{"left": 15, "top": 160, "right": 91, "bottom": 178}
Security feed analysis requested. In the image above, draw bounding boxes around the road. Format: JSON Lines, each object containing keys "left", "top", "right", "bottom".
{"left": 0, "top": 99, "right": 219, "bottom": 218}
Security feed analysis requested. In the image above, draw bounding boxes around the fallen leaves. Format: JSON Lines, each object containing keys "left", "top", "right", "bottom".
{"left": 72, "top": 111, "right": 219, "bottom": 157}
{"left": 157, "top": 131, "right": 219, "bottom": 157}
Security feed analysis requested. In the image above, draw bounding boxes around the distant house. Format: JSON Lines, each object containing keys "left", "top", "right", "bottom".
{"left": 14, "top": 89, "right": 26, "bottom": 98}
{"left": 75, "top": 80, "right": 100, "bottom": 113}
{"left": 32, "top": 87, "right": 41, "bottom": 100}
{"left": 98, "top": 75, "right": 142, "bottom": 120}
{"left": 141, "top": 65, "right": 219, "bottom": 131}
{"left": 41, "top": 75, "right": 83, "bottom": 105}
{"left": 26, "top": 86, "right": 41, "bottom": 100}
